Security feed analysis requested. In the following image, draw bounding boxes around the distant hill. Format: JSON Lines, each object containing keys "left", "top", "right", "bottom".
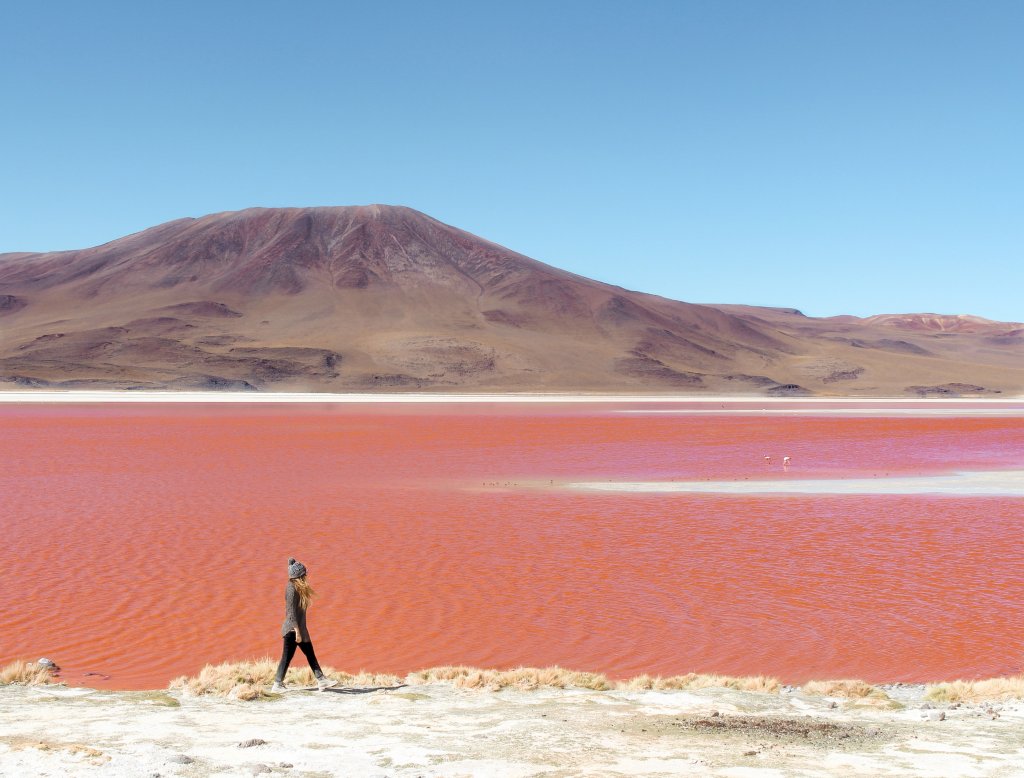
{"left": 1, "top": 205, "right": 1021, "bottom": 395}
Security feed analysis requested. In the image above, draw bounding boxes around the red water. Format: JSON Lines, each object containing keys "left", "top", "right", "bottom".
{"left": 1, "top": 403, "right": 1023, "bottom": 690}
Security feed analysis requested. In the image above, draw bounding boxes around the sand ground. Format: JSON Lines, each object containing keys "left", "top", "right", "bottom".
{"left": 1, "top": 682, "right": 1021, "bottom": 777}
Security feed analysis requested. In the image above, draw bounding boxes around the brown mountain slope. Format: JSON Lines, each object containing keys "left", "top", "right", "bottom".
{"left": 1, "top": 206, "right": 1021, "bottom": 395}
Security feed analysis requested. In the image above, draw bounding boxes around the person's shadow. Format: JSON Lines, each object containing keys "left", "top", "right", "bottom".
{"left": 321, "top": 683, "right": 408, "bottom": 695}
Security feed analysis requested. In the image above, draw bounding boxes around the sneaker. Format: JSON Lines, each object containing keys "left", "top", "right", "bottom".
{"left": 317, "top": 676, "right": 339, "bottom": 690}
{"left": 270, "top": 681, "right": 287, "bottom": 693}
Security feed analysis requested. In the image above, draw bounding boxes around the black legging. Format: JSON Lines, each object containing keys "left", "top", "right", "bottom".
{"left": 275, "top": 633, "right": 324, "bottom": 683}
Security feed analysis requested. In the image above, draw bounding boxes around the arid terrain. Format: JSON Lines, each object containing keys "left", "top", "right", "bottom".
{"left": 1, "top": 206, "right": 1021, "bottom": 395}
{"left": 2, "top": 677, "right": 1022, "bottom": 777}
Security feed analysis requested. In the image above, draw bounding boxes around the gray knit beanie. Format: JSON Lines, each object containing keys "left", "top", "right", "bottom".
{"left": 288, "top": 557, "right": 307, "bottom": 579}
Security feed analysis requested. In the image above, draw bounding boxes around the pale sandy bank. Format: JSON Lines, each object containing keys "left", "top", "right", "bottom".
{"left": 2, "top": 681, "right": 1021, "bottom": 777}
{"left": 0, "top": 390, "right": 1023, "bottom": 407}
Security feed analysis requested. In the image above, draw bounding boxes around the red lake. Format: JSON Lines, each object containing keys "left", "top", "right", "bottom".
{"left": 1, "top": 401, "right": 1022, "bottom": 690}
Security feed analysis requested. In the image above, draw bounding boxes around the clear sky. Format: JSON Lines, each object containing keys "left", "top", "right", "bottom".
{"left": 2, "top": 1, "right": 1021, "bottom": 321}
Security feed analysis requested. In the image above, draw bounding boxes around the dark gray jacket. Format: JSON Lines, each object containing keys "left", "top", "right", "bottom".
{"left": 281, "top": 581, "right": 310, "bottom": 641}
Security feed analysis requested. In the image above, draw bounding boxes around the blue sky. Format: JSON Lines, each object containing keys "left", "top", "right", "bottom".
{"left": 2, "top": 1, "right": 1021, "bottom": 320}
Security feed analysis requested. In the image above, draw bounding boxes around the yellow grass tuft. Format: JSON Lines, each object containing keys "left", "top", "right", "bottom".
{"left": 410, "top": 668, "right": 779, "bottom": 693}
{"left": 409, "top": 666, "right": 613, "bottom": 691}
{"left": 168, "top": 658, "right": 401, "bottom": 699}
{"left": 618, "top": 673, "right": 659, "bottom": 690}
{"left": 618, "top": 673, "right": 780, "bottom": 693}
{"left": 0, "top": 660, "right": 54, "bottom": 686}
{"left": 802, "top": 679, "right": 887, "bottom": 699}
{"left": 924, "top": 675, "right": 1024, "bottom": 703}
{"left": 406, "top": 665, "right": 478, "bottom": 684}
{"left": 5, "top": 738, "right": 109, "bottom": 764}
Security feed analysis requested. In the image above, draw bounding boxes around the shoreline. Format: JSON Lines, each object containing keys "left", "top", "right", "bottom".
{"left": 7, "top": 658, "right": 1022, "bottom": 701}
{"left": 1, "top": 389, "right": 1023, "bottom": 404}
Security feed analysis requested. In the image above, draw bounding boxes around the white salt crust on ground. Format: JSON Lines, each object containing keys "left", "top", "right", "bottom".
{"left": 1, "top": 682, "right": 1022, "bottom": 777}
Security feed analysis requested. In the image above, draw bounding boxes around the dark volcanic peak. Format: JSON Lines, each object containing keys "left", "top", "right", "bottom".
{"left": 0, "top": 206, "right": 582, "bottom": 300}
{"left": 1, "top": 206, "right": 1023, "bottom": 396}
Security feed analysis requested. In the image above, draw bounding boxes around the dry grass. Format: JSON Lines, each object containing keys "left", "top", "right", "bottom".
{"left": 406, "top": 665, "right": 476, "bottom": 684}
{"left": 169, "top": 659, "right": 401, "bottom": 700}
{"left": 0, "top": 660, "right": 54, "bottom": 686}
{"left": 411, "top": 668, "right": 778, "bottom": 693}
{"left": 802, "top": 679, "right": 887, "bottom": 699}
{"left": 172, "top": 661, "right": 786, "bottom": 699}
{"left": 409, "top": 666, "right": 613, "bottom": 691}
{"left": 618, "top": 673, "right": 780, "bottom": 693}
{"left": 925, "top": 675, "right": 1024, "bottom": 703}
{"left": 0, "top": 737, "right": 109, "bottom": 765}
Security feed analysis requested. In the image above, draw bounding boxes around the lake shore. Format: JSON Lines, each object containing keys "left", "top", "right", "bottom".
{"left": 2, "top": 678, "right": 1021, "bottom": 777}
{"left": 1, "top": 390, "right": 1023, "bottom": 405}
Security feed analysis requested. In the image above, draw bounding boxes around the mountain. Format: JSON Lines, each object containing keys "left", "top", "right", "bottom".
{"left": 1, "top": 206, "right": 1021, "bottom": 395}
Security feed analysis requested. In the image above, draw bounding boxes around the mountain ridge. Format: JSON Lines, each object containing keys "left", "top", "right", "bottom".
{"left": 1, "top": 206, "right": 1021, "bottom": 396}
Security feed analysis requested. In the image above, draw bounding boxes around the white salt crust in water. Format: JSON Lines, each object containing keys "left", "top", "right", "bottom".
{"left": 572, "top": 469, "right": 1024, "bottom": 496}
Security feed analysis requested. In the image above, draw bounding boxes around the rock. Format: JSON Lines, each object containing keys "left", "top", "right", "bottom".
{"left": 828, "top": 701, "right": 838, "bottom": 709}
{"left": 249, "top": 765, "right": 272, "bottom": 775}
{"left": 927, "top": 710, "right": 946, "bottom": 722}
{"left": 279, "top": 764, "right": 293, "bottom": 769}
{"left": 238, "top": 738, "right": 267, "bottom": 748}
{"left": 166, "top": 754, "right": 193, "bottom": 764}
{"left": 709, "top": 711, "right": 720, "bottom": 717}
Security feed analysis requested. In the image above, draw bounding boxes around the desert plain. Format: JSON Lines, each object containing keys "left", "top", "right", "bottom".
{"left": 3, "top": 671, "right": 1024, "bottom": 777}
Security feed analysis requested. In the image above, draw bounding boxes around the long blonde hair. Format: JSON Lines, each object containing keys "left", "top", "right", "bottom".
{"left": 291, "top": 575, "right": 317, "bottom": 610}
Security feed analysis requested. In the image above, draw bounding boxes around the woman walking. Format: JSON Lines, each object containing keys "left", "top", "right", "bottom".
{"left": 271, "top": 557, "right": 338, "bottom": 692}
